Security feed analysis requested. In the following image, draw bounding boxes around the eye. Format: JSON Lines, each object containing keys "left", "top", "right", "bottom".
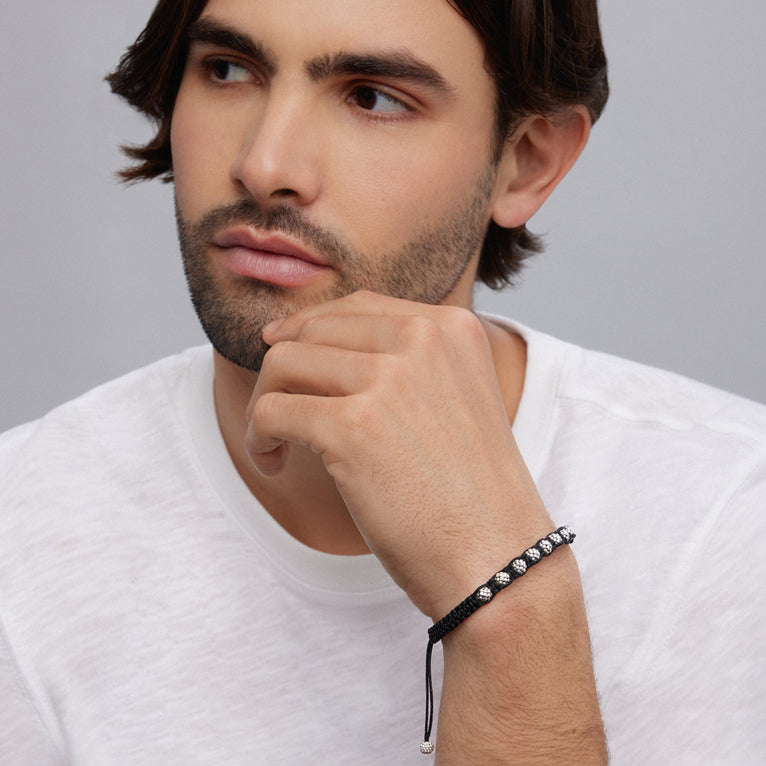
{"left": 207, "top": 59, "right": 253, "bottom": 84}
{"left": 348, "top": 85, "right": 410, "bottom": 115}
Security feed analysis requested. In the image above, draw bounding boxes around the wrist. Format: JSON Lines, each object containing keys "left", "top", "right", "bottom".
{"left": 435, "top": 551, "right": 606, "bottom": 763}
{"left": 429, "top": 526, "right": 577, "bottom": 639}
{"left": 420, "top": 526, "right": 587, "bottom": 756}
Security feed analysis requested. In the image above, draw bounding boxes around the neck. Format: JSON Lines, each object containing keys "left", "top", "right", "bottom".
{"left": 213, "top": 314, "right": 526, "bottom": 556}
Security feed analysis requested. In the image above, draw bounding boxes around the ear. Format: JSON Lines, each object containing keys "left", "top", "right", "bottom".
{"left": 491, "top": 106, "right": 591, "bottom": 229}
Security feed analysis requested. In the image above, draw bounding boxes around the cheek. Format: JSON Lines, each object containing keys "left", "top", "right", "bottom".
{"left": 328, "top": 130, "right": 493, "bottom": 247}
{"left": 170, "top": 92, "right": 235, "bottom": 215}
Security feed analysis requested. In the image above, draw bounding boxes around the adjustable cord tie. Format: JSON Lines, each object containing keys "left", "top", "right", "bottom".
{"left": 419, "top": 525, "right": 575, "bottom": 755}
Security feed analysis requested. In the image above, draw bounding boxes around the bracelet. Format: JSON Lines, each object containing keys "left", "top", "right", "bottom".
{"left": 419, "top": 525, "right": 575, "bottom": 755}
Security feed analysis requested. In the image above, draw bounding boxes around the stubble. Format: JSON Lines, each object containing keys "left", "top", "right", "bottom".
{"left": 176, "top": 165, "right": 496, "bottom": 371}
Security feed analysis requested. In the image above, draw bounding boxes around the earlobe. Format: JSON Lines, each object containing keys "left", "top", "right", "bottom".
{"left": 491, "top": 106, "right": 591, "bottom": 229}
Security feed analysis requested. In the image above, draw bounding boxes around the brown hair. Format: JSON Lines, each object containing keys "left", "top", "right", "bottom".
{"left": 107, "top": 0, "right": 608, "bottom": 287}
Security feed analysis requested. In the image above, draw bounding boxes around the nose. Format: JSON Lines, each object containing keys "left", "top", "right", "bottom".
{"left": 229, "top": 89, "right": 322, "bottom": 208}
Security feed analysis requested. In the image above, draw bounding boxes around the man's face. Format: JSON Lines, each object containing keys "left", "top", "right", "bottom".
{"left": 171, "top": 0, "right": 504, "bottom": 371}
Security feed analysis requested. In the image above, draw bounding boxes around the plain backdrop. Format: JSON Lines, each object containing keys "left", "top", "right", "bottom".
{"left": 1, "top": 0, "right": 764, "bottom": 432}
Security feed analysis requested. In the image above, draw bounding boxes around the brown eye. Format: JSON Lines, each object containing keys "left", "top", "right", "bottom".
{"left": 208, "top": 59, "right": 251, "bottom": 83}
{"left": 349, "top": 85, "right": 408, "bottom": 114}
{"left": 353, "top": 86, "right": 378, "bottom": 110}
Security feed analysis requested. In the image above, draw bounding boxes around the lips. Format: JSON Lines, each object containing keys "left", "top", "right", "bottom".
{"left": 214, "top": 228, "right": 327, "bottom": 265}
{"left": 213, "top": 227, "right": 330, "bottom": 287}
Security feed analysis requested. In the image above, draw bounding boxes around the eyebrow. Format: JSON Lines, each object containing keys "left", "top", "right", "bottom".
{"left": 305, "top": 51, "right": 456, "bottom": 99}
{"left": 187, "top": 17, "right": 456, "bottom": 99}
{"left": 186, "top": 18, "right": 276, "bottom": 77}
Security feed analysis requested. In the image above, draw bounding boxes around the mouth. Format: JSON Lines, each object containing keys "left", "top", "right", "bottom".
{"left": 212, "top": 227, "right": 331, "bottom": 288}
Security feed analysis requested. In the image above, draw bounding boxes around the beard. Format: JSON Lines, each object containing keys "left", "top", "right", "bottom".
{"left": 176, "top": 166, "right": 496, "bottom": 372}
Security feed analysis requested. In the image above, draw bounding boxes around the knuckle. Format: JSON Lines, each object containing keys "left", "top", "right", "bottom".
{"left": 364, "top": 351, "right": 389, "bottom": 380}
{"left": 343, "top": 394, "right": 380, "bottom": 435}
{"left": 263, "top": 340, "right": 293, "bottom": 367}
{"left": 296, "top": 315, "right": 323, "bottom": 341}
{"left": 346, "top": 290, "right": 371, "bottom": 307}
{"left": 444, "top": 304, "right": 479, "bottom": 329}
{"left": 454, "top": 308, "right": 486, "bottom": 341}
{"left": 435, "top": 305, "right": 486, "bottom": 347}
{"left": 252, "top": 391, "right": 281, "bottom": 423}
{"left": 402, "top": 314, "right": 442, "bottom": 347}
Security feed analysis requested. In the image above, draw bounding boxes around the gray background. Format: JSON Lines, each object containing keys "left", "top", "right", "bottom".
{"left": 1, "top": 0, "right": 764, "bottom": 432}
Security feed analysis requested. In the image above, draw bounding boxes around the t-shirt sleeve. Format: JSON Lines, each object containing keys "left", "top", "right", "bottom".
{"left": 605, "top": 453, "right": 766, "bottom": 764}
{"left": 0, "top": 625, "right": 66, "bottom": 766}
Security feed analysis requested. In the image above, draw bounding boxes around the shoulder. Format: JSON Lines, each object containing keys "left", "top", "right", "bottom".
{"left": 563, "top": 341, "right": 766, "bottom": 441}
{"left": 0, "top": 346, "right": 217, "bottom": 613}
{"left": 489, "top": 315, "right": 766, "bottom": 521}
{"left": 555, "top": 337, "right": 766, "bottom": 503}
{"left": 1, "top": 345, "right": 211, "bottom": 452}
{"left": 496, "top": 316, "right": 766, "bottom": 447}
{"left": 0, "top": 345, "right": 213, "bottom": 513}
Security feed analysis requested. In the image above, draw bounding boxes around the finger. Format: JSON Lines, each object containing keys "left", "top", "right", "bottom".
{"left": 244, "top": 390, "right": 342, "bottom": 469}
{"left": 265, "top": 313, "right": 426, "bottom": 355}
{"left": 262, "top": 290, "right": 435, "bottom": 344}
{"left": 255, "top": 339, "right": 381, "bottom": 398}
{"left": 244, "top": 439, "right": 288, "bottom": 478}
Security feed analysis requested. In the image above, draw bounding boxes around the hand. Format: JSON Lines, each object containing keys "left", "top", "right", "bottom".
{"left": 245, "top": 291, "right": 554, "bottom": 619}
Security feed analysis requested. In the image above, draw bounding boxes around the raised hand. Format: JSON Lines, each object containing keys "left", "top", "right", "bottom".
{"left": 245, "top": 290, "right": 554, "bottom": 620}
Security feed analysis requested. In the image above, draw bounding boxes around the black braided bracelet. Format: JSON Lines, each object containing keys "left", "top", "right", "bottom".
{"left": 419, "top": 525, "right": 576, "bottom": 755}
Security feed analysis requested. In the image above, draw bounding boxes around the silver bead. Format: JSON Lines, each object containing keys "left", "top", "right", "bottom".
{"left": 539, "top": 539, "right": 553, "bottom": 555}
{"left": 548, "top": 532, "right": 563, "bottom": 546}
{"left": 559, "top": 526, "right": 573, "bottom": 542}
{"left": 511, "top": 558, "right": 528, "bottom": 575}
{"left": 420, "top": 741, "right": 435, "bottom": 755}
{"left": 525, "top": 547, "right": 542, "bottom": 563}
{"left": 476, "top": 586, "right": 493, "bottom": 603}
{"left": 494, "top": 571, "right": 511, "bottom": 587}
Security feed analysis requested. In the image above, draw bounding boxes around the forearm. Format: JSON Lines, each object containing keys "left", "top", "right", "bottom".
{"left": 433, "top": 549, "right": 606, "bottom": 764}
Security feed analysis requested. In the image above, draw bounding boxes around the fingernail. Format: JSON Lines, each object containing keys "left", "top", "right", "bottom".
{"left": 262, "top": 317, "right": 285, "bottom": 336}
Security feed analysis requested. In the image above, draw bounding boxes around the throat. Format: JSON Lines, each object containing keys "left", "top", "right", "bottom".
{"left": 239, "top": 449, "right": 371, "bottom": 556}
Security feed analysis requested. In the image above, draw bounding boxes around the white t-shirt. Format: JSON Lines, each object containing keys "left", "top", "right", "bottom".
{"left": 1, "top": 320, "right": 765, "bottom": 765}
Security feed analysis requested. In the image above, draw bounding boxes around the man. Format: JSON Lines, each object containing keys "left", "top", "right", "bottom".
{"left": 0, "top": 0, "right": 763, "bottom": 764}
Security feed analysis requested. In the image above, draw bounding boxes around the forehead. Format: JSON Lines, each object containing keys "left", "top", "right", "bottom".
{"left": 196, "top": 0, "right": 490, "bottom": 83}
